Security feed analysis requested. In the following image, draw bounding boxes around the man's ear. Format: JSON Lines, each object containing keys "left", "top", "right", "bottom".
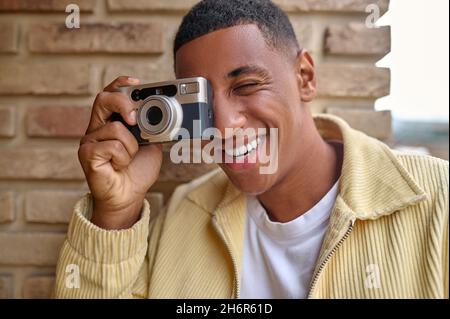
{"left": 295, "top": 50, "right": 317, "bottom": 102}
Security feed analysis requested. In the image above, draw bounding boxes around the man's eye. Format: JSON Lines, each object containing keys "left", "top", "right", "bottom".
{"left": 234, "top": 83, "right": 258, "bottom": 91}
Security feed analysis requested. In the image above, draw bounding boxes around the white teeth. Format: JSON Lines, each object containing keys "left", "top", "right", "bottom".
{"left": 224, "top": 137, "right": 263, "bottom": 158}
{"left": 224, "top": 148, "right": 235, "bottom": 157}
{"left": 238, "top": 145, "right": 247, "bottom": 156}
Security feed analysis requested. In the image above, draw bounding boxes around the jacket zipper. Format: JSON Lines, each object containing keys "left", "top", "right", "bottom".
{"left": 307, "top": 220, "right": 355, "bottom": 299}
{"left": 212, "top": 217, "right": 240, "bottom": 299}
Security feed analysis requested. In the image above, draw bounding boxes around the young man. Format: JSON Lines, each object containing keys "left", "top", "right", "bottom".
{"left": 54, "top": 0, "right": 448, "bottom": 298}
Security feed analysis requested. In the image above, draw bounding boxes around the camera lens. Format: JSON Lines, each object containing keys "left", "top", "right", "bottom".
{"left": 137, "top": 95, "right": 182, "bottom": 141}
{"left": 146, "top": 106, "right": 163, "bottom": 126}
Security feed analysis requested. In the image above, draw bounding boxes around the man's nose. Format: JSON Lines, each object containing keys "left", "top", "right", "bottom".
{"left": 213, "top": 93, "right": 247, "bottom": 137}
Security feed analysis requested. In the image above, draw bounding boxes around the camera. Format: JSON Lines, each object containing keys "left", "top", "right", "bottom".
{"left": 111, "top": 77, "right": 214, "bottom": 144}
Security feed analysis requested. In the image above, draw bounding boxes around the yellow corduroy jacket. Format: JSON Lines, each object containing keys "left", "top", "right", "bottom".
{"left": 54, "top": 114, "right": 449, "bottom": 299}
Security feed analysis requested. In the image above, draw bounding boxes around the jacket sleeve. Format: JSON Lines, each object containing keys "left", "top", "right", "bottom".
{"left": 443, "top": 188, "right": 449, "bottom": 299}
{"left": 443, "top": 219, "right": 448, "bottom": 299}
{"left": 53, "top": 194, "right": 151, "bottom": 298}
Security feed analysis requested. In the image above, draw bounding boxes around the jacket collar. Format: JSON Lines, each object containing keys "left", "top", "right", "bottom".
{"left": 314, "top": 114, "right": 427, "bottom": 220}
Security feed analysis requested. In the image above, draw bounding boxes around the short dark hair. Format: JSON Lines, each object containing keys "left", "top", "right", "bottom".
{"left": 173, "top": 0, "right": 299, "bottom": 65}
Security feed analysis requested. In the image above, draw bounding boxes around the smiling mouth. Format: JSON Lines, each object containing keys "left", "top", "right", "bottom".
{"left": 223, "top": 136, "right": 263, "bottom": 158}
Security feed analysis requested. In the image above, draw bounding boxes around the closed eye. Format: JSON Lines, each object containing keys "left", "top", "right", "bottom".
{"left": 234, "top": 82, "right": 259, "bottom": 92}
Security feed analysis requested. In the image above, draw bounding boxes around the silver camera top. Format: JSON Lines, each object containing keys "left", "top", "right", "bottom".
{"left": 118, "top": 77, "right": 210, "bottom": 105}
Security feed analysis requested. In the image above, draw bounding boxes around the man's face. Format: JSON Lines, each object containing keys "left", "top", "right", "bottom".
{"left": 175, "top": 24, "right": 314, "bottom": 195}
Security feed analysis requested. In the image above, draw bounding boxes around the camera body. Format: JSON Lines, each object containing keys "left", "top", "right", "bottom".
{"left": 112, "top": 77, "right": 214, "bottom": 144}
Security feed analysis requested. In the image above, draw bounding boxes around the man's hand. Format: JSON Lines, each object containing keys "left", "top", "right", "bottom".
{"left": 78, "top": 76, "right": 163, "bottom": 230}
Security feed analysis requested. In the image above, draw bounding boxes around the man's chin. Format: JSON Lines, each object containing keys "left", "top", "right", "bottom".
{"left": 219, "top": 164, "right": 274, "bottom": 195}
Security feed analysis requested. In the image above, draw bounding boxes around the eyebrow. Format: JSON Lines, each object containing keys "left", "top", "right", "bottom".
{"left": 227, "top": 65, "right": 271, "bottom": 79}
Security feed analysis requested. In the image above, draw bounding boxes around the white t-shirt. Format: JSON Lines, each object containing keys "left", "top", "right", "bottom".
{"left": 239, "top": 181, "right": 339, "bottom": 299}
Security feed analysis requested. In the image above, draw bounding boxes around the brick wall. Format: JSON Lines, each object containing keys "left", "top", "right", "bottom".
{"left": 0, "top": 0, "right": 391, "bottom": 298}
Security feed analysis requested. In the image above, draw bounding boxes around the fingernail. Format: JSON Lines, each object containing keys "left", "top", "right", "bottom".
{"left": 129, "top": 110, "right": 137, "bottom": 123}
{"left": 127, "top": 77, "right": 140, "bottom": 84}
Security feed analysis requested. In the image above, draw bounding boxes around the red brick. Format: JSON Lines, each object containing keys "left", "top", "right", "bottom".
{"left": 26, "top": 106, "right": 90, "bottom": 138}
{"left": 23, "top": 276, "right": 55, "bottom": 299}
{"left": 107, "top": 0, "right": 389, "bottom": 13}
{"left": 274, "top": 0, "right": 389, "bottom": 13}
{"left": 0, "top": 191, "right": 15, "bottom": 223}
{"left": 0, "top": 233, "right": 65, "bottom": 266}
{"left": 327, "top": 108, "right": 392, "bottom": 139}
{"left": 325, "top": 23, "right": 391, "bottom": 56}
{"left": 107, "top": 0, "right": 196, "bottom": 12}
{"left": 289, "top": 20, "right": 313, "bottom": 51}
{"left": 0, "top": 148, "right": 83, "bottom": 180}
{"left": 0, "top": 0, "right": 94, "bottom": 12}
{"left": 103, "top": 62, "right": 174, "bottom": 87}
{"left": 317, "top": 65, "right": 390, "bottom": 98}
{"left": 0, "top": 107, "right": 15, "bottom": 137}
{"left": 0, "top": 62, "right": 93, "bottom": 96}
{"left": 0, "top": 276, "right": 12, "bottom": 298}
{"left": 25, "top": 190, "right": 86, "bottom": 224}
{"left": 29, "top": 23, "right": 164, "bottom": 54}
{"left": 0, "top": 23, "right": 18, "bottom": 53}
{"left": 0, "top": 147, "right": 215, "bottom": 182}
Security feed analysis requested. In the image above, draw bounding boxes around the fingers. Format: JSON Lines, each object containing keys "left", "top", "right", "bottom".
{"left": 86, "top": 76, "right": 141, "bottom": 134}
{"left": 81, "top": 121, "right": 139, "bottom": 159}
{"left": 87, "top": 91, "right": 136, "bottom": 134}
{"left": 103, "top": 76, "right": 140, "bottom": 93}
{"left": 80, "top": 76, "right": 157, "bottom": 174}
{"left": 79, "top": 140, "right": 132, "bottom": 172}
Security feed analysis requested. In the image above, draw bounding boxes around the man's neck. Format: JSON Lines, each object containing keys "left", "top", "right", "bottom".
{"left": 257, "top": 117, "right": 342, "bottom": 223}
